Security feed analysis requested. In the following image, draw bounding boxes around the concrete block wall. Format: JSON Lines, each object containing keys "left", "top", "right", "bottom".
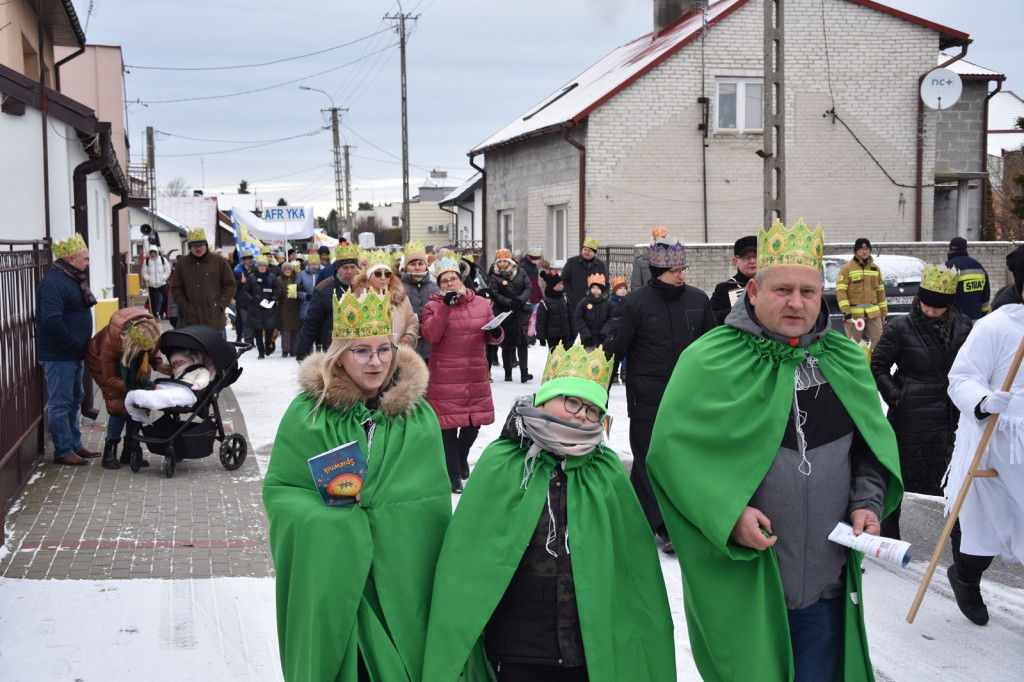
{"left": 935, "top": 81, "right": 988, "bottom": 175}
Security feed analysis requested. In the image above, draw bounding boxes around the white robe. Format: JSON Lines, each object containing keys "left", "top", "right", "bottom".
{"left": 946, "top": 304, "right": 1024, "bottom": 563}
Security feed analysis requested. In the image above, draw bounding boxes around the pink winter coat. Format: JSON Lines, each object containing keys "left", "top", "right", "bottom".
{"left": 421, "top": 288, "right": 504, "bottom": 430}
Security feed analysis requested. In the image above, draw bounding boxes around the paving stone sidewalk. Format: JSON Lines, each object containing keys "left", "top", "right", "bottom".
{"left": 0, "top": 382, "right": 273, "bottom": 581}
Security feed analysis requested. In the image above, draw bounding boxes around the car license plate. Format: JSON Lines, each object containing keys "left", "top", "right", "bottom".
{"left": 889, "top": 296, "right": 913, "bottom": 305}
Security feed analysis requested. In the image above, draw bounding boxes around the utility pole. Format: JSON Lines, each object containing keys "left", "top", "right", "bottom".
{"left": 299, "top": 86, "right": 347, "bottom": 237}
{"left": 386, "top": 3, "right": 418, "bottom": 244}
{"left": 343, "top": 144, "right": 352, "bottom": 234}
{"left": 763, "top": 0, "right": 786, "bottom": 225}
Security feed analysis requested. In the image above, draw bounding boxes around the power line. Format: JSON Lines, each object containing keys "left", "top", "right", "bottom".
{"left": 155, "top": 128, "right": 325, "bottom": 145}
{"left": 124, "top": 28, "right": 391, "bottom": 71}
{"left": 130, "top": 43, "right": 396, "bottom": 105}
{"left": 159, "top": 129, "right": 326, "bottom": 157}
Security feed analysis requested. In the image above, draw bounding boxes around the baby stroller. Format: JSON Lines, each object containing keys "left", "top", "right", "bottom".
{"left": 128, "top": 325, "right": 249, "bottom": 478}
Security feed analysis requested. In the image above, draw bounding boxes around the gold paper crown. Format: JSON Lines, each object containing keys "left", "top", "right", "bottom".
{"left": 611, "top": 276, "right": 627, "bottom": 291}
{"left": 363, "top": 250, "right": 393, "bottom": 272}
{"left": 52, "top": 233, "right": 87, "bottom": 259}
{"left": 757, "top": 218, "right": 825, "bottom": 272}
{"left": 495, "top": 248, "right": 512, "bottom": 260}
{"left": 404, "top": 240, "right": 425, "bottom": 257}
{"left": 587, "top": 273, "right": 606, "bottom": 287}
{"left": 260, "top": 245, "right": 272, "bottom": 254}
{"left": 255, "top": 255, "right": 269, "bottom": 265}
{"left": 187, "top": 228, "right": 207, "bottom": 243}
{"left": 127, "top": 323, "right": 159, "bottom": 347}
{"left": 435, "top": 253, "right": 462, "bottom": 275}
{"left": 332, "top": 289, "right": 393, "bottom": 340}
{"left": 541, "top": 341, "right": 613, "bottom": 389}
{"left": 583, "top": 237, "right": 599, "bottom": 250}
{"left": 920, "top": 264, "right": 959, "bottom": 295}
{"left": 334, "top": 242, "right": 362, "bottom": 262}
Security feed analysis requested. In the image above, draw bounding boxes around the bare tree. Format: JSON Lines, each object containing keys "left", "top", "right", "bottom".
{"left": 161, "top": 177, "right": 189, "bottom": 197}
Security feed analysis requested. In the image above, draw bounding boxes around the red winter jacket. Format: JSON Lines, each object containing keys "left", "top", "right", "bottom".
{"left": 421, "top": 288, "right": 503, "bottom": 430}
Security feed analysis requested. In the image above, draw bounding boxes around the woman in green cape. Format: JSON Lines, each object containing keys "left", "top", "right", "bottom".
{"left": 263, "top": 288, "right": 451, "bottom": 682}
{"left": 423, "top": 341, "right": 676, "bottom": 682}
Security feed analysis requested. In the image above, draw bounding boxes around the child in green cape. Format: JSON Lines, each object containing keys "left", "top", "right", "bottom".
{"left": 423, "top": 341, "right": 676, "bottom": 682}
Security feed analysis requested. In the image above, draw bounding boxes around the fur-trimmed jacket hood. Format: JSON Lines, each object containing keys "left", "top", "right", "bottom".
{"left": 296, "top": 344, "right": 430, "bottom": 417}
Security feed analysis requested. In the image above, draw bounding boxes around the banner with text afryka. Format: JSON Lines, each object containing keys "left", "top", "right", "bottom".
{"left": 231, "top": 206, "right": 314, "bottom": 246}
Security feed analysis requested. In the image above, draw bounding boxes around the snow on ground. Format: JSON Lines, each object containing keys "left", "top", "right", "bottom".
{"left": 1, "top": 339, "right": 1022, "bottom": 680}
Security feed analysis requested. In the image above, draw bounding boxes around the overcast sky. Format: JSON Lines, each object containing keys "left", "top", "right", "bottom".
{"left": 69, "top": 0, "right": 1021, "bottom": 218}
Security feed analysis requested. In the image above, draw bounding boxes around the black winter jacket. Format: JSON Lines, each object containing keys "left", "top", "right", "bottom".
{"left": 295, "top": 276, "right": 351, "bottom": 360}
{"left": 870, "top": 306, "right": 972, "bottom": 495}
{"left": 605, "top": 280, "right": 716, "bottom": 421}
{"left": 243, "top": 269, "right": 283, "bottom": 330}
{"left": 536, "top": 293, "right": 574, "bottom": 342}
{"left": 573, "top": 291, "right": 612, "bottom": 347}
{"left": 488, "top": 264, "right": 532, "bottom": 344}
{"left": 561, "top": 254, "right": 607, "bottom": 311}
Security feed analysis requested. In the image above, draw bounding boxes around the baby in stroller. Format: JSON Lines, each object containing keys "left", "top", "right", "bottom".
{"left": 125, "top": 349, "right": 214, "bottom": 424}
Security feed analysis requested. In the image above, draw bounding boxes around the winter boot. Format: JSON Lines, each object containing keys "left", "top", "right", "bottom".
{"left": 947, "top": 564, "right": 989, "bottom": 625}
{"left": 460, "top": 456, "right": 470, "bottom": 481}
{"left": 102, "top": 440, "right": 121, "bottom": 470}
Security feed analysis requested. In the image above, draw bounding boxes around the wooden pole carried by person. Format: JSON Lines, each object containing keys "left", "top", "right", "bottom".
{"left": 906, "top": 333, "right": 1024, "bottom": 623}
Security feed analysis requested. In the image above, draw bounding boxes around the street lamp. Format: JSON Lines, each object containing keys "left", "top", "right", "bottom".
{"left": 299, "top": 86, "right": 347, "bottom": 237}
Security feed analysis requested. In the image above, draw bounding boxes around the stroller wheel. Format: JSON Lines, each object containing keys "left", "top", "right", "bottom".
{"left": 220, "top": 434, "right": 247, "bottom": 470}
{"left": 128, "top": 442, "right": 144, "bottom": 473}
{"left": 163, "top": 456, "right": 176, "bottom": 478}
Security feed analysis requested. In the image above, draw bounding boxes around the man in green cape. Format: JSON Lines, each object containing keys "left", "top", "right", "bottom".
{"left": 648, "top": 219, "right": 903, "bottom": 682}
{"left": 423, "top": 341, "right": 676, "bottom": 681}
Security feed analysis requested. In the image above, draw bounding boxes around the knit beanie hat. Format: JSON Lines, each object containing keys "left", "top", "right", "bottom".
{"left": 1007, "top": 245, "right": 1024, "bottom": 293}
{"left": 854, "top": 238, "right": 871, "bottom": 252}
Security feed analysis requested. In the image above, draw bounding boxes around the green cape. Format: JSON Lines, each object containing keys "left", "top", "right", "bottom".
{"left": 263, "top": 394, "right": 451, "bottom": 682}
{"left": 423, "top": 438, "right": 676, "bottom": 681}
{"left": 648, "top": 326, "right": 903, "bottom": 682}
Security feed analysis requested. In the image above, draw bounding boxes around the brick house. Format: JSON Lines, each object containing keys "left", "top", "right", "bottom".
{"left": 471, "top": 0, "right": 986, "bottom": 267}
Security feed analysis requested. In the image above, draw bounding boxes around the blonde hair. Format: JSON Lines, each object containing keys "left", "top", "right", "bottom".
{"left": 309, "top": 335, "right": 399, "bottom": 417}
{"left": 120, "top": 317, "right": 161, "bottom": 368}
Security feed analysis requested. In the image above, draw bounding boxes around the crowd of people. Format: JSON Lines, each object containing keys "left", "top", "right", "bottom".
{"left": 36, "top": 223, "right": 1024, "bottom": 681}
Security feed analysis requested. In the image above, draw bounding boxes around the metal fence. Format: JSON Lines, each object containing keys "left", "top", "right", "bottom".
{"left": 0, "top": 240, "right": 50, "bottom": 542}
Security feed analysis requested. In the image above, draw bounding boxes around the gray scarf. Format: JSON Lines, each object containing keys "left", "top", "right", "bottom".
{"left": 512, "top": 402, "right": 605, "bottom": 488}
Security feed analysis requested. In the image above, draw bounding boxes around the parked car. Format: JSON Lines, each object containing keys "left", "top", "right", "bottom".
{"left": 822, "top": 254, "right": 925, "bottom": 331}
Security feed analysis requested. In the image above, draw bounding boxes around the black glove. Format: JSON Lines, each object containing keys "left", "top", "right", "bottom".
{"left": 486, "top": 325, "right": 502, "bottom": 339}
{"left": 443, "top": 291, "right": 459, "bottom": 307}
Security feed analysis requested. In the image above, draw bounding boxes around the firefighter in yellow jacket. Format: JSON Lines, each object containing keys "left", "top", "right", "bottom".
{"left": 837, "top": 238, "right": 887, "bottom": 348}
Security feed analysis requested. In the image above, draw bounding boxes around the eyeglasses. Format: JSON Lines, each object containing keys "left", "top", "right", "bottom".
{"left": 439, "top": 276, "right": 461, "bottom": 286}
{"left": 667, "top": 266, "right": 688, "bottom": 275}
{"left": 371, "top": 270, "right": 393, "bottom": 279}
{"left": 562, "top": 395, "right": 604, "bottom": 423}
{"left": 347, "top": 345, "right": 395, "bottom": 364}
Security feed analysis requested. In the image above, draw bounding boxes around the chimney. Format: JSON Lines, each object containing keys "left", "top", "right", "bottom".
{"left": 654, "top": 0, "right": 695, "bottom": 36}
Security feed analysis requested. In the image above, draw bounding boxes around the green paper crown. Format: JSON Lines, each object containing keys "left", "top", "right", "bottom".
{"left": 187, "top": 228, "right": 207, "bottom": 244}
{"left": 363, "top": 250, "right": 393, "bottom": 273}
{"left": 583, "top": 237, "right": 599, "bottom": 250}
{"left": 920, "top": 264, "right": 958, "bottom": 295}
{"left": 757, "top": 218, "right": 824, "bottom": 272}
{"left": 333, "top": 289, "right": 393, "bottom": 340}
{"left": 334, "top": 242, "right": 362, "bottom": 263}
{"left": 52, "top": 233, "right": 87, "bottom": 259}
{"left": 255, "top": 255, "right": 269, "bottom": 265}
{"left": 536, "top": 340, "right": 613, "bottom": 410}
{"left": 404, "top": 240, "right": 425, "bottom": 257}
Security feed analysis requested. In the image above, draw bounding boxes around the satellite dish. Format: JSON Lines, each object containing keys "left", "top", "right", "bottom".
{"left": 920, "top": 68, "right": 962, "bottom": 110}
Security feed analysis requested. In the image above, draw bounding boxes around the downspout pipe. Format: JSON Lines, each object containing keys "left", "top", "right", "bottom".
{"left": 54, "top": 45, "right": 85, "bottom": 92}
{"left": 73, "top": 124, "right": 112, "bottom": 240}
{"left": 469, "top": 152, "right": 487, "bottom": 259}
{"left": 915, "top": 43, "right": 968, "bottom": 241}
{"left": 112, "top": 190, "right": 130, "bottom": 307}
{"left": 562, "top": 122, "right": 586, "bottom": 250}
{"left": 981, "top": 79, "right": 1004, "bottom": 237}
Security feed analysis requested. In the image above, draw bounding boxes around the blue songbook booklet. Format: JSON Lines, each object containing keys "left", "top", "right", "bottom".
{"left": 308, "top": 441, "right": 367, "bottom": 507}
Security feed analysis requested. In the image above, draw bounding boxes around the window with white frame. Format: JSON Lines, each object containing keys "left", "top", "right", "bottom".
{"left": 499, "top": 210, "right": 514, "bottom": 250}
{"left": 715, "top": 78, "right": 763, "bottom": 134}
{"left": 549, "top": 204, "right": 568, "bottom": 265}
